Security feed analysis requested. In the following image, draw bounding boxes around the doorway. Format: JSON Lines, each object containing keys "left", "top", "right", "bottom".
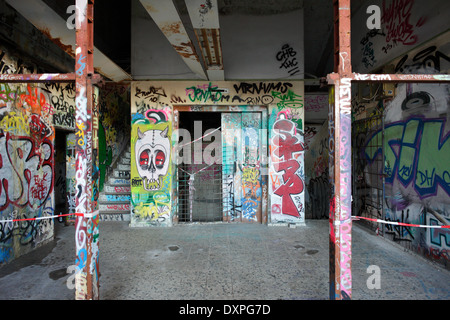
{"left": 177, "top": 112, "right": 222, "bottom": 222}
{"left": 176, "top": 107, "right": 267, "bottom": 224}
{"left": 54, "top": 130, "right": 68, "bottom": 219}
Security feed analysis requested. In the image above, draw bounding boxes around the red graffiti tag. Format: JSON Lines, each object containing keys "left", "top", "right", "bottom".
{"left": 382, "top": 0, "right": 421, "bottom": 46}
{"left": 272, "top": 118, "right": 304, "bottom": 217}
{"left": 273, "top": 159, "right": 303, "bottom": 217}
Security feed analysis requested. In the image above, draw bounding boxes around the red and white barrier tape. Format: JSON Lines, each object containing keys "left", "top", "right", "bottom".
{"left": 1, "top": 212, "right": 448, "bottom": 229}
{"left": 352, "top": 216, "right": 450, "bottom": 229}
{"left": 0, "top": 211, "right": 99, "bottom": 223}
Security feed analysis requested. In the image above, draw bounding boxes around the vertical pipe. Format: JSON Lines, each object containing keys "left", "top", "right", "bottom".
{"left": 329, "top": 0, "right": 352, "bottom": 300}
{"left": 74, "top": 0, "right": 98, "bottom": 300}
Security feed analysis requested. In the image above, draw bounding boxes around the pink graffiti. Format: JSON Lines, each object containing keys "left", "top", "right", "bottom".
{"left": 381, "top": 0, "right": 422, "bottom": 46}
{"left": 114, "top": 186, "right": 130, "bottom": 193}
{"left": 340, "top": 222, "right": 352, "bottom": 295}
{"left": 271, "top": 204, "right": 282, "bottom": 214}
{"left": 305, "top": 95, "right": 328, "bottom": 113}
{"left": 0, "top": 132, "right": 54, "bottom": 211}
{"left": 271, "top": 117, "right": 304, "bottom": 217}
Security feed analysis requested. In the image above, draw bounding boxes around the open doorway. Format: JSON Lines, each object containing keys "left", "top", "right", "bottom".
{"left": 54, "top": 130, "right": 68, "bottom": 220}
{"left": 176, "top": 108, "right": 266, "bottom": 224}
{"left": 177, "top": 111, "right": 222, "bottom": 222}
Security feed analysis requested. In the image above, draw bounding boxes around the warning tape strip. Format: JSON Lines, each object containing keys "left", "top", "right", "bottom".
{"left": 2, "top": 212, "right": 448, "bottom": 229}
{"left": 352, "top": 216, "right": 450, "bottom": 229}
{"left": 0, "top": 211, "right": 99, "bottom": 224}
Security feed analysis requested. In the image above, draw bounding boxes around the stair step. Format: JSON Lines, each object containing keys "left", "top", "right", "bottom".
{"left": 116, "top": 163, "right": 130, "bottom": 171}
{"left": 119, "top": 157, "right": 130, "bottom": 165}
{"left": 103, "top": 184, "right": 131, "bottom": 193}
{"left": 100, "top": 142, "right": 132, "bottom": 220}
{"left": 113, "top": 170, "right": 130, "bottom": 178}
{"left": 99, "top": 203, "right": 131, "bottom": 211}
{"left": 100, "top": 212, "right": 131, "bottom": 221}
{"left": 107, "top": 177, "right": 130, "bottom": 185}
{"left": 99, "top": 193, "right": 131, "bottom": 202}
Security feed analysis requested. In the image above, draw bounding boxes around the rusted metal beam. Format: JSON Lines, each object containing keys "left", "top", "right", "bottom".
{"left": 74, "top": 0, "right": 99, "bottom": 300}
{"left": 328, "top": 0, "right": 352, "bottom": 300}
{"left": 140, "top": 0, "right": 207, "bottom": 80}
{"left": 6, "top": 0, "right": 131, "bottom": 82}
{"left": 185, "top": 0, "right": 224, "bottom": 80}
{"left": 327, "top": 72, "right": 450, "bottom": 83}
{"left": 0, "top": 73, "right": 76, "bottom": 83}
{"left": 0, "top": 73, "right": 104, "bottom": 84}
{"left": 328, "top": 0, "right": 450, "bottom": 302}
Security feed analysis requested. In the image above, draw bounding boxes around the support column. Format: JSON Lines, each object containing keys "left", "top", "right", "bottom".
{"left": 328, "top": 0, "right": 352, "bottom": 300}
{"left": 74, "top": 0, "right": 99, "bottom": 300}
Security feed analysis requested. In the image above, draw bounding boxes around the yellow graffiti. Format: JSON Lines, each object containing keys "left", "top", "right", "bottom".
{"left": 0, "top": 112, "right": 30, "bottom": 135}
{"left": 134, "top": 202, "right": 170, "bottom": 220}
{"left": 242, "top": 166, "right": 260, "bottom": 184}
{"left": 75, "top": 122, "right": 86, "bottom": 146}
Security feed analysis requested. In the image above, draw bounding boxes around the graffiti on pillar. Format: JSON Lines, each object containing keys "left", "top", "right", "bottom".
{"left": 269, "top": 112, "right": 305, "bottom": 223}
{"left": 241, "top": 113, "right": 262, "bottom": 221}
{"left": 131, "top": 109, "right": 172, "bottom": 226}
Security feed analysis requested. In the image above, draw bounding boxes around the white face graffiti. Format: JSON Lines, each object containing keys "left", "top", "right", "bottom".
{"left": 135, "top": 126, "right": 170, "bottom": 191}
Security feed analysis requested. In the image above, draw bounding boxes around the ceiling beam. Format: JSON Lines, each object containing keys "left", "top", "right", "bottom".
{"left": 139, "top": 0, "right": 207, "bottom": 80}
{"left": 5, "top": 0, "right": 131, "bottom": 82}
{"left": 185, "top": 0, "right": 224, "bottom": 80}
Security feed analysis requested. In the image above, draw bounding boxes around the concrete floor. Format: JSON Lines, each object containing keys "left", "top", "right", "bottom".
{"left": 0, "top": 220, "right": 449, "bottom": 300}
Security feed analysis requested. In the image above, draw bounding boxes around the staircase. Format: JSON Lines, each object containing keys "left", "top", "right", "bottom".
{"left": 99, "top": 145, "right": 132, "bottom": 221}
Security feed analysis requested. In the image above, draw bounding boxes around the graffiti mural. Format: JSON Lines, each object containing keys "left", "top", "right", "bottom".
{"left": 361, "top": 82, "right": 450, "bottom": 265}
{"left": 0, "top": 80, "right": 55, "bottom": 263}
{"left": 352, "top": 0, "right": 450, "bottom": 73}
{"left": 355, "top": 33, "right": 450, "bottom": 267}
{"left": 269, "top": 112, "right": 305, "bottom": 224}
{"left": 131, "top": 81, "right": 304, "bottom": 226}
{"left": 135, "top": 126, "right": 170, "bottom": 191}
{"left": 130, "top": 108, "right": 172, "bottom": 226}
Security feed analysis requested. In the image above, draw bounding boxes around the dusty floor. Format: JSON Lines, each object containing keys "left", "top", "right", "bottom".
{"left": 0, "top": 220, "right": 449, "bottom": 300}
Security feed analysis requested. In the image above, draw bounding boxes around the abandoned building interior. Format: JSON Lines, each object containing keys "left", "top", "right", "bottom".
{"left": 0, "top": 0, "right": 449, "bottom": 300}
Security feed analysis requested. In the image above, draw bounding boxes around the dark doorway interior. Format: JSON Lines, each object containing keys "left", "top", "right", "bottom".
{"left": 54, "top": 130, "right": 67, "bottom": 219}
{"left": 177, "top": 111, "right": 222, "bottom": 222}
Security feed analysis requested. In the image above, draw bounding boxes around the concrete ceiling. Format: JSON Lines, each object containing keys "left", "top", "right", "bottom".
{"left": 4, "top": 0, "right": 337, "bottom": 83}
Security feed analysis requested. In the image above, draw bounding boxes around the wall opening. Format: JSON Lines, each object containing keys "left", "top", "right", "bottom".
{"left": 177, "top": 111, "right": 223, "bottom": 222}
{"left": 352, "top": 103, "right": 385, "bottom": 233}
{"left": 54, "top": 130, "right": 69, "bottom": 221}
{"left": 176, "top": 108, "right": 266, "bottom": 224}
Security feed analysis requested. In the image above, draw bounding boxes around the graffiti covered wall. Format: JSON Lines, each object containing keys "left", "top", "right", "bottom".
{"left": 352, "top": 0, "right": 450, "bottom": 73}
{"left": 130, "top": 81, "right": 304, "bottom": 226}
{"left": 0, "top": 47, "right": 63, "bottom": 262}
{"left": 356, "top": 31, "right": 450, "bottom": 268}
{"left": 304, "top": 124, "right": 329, "bottom": 219}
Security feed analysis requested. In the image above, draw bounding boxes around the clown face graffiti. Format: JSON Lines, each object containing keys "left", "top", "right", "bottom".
{"left": 135, "top": 126, "right": 170, "bottom": 191}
